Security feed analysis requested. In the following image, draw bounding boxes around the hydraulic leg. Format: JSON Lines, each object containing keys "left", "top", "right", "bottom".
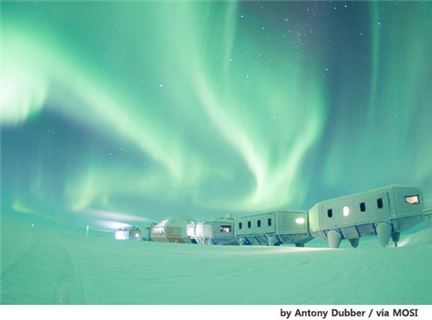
{"left": 327, "top": 230, "right": 342, "bottom": 248}
{"left": 391, "top": 232, "right": 400, "bottom": 247}
{"left": 376, "top": 222, "right": 392, "bottom": 247}
{"left": 349, "top": 238, "right": 359, "bottom": 248}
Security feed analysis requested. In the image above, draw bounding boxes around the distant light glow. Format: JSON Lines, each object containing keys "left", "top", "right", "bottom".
{"left": 343, "top": 206, "right": 350, "bottom": 217}
{"left": 99, "top": 220, "right": 131, "bottom": 231}
{"left": 115, "top": 230, "right": 129, "bottom": 240}
{"left": 295, "top": 217, "right": 305, "bottom": 225}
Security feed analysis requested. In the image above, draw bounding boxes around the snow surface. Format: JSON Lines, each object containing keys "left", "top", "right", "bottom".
{"left": 1, "top": 217, "right": 432, "bottom": 304}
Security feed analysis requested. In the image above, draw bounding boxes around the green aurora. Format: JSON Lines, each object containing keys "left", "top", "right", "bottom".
{"left": 1, "top": 1, "right": 432, "bottom": 230}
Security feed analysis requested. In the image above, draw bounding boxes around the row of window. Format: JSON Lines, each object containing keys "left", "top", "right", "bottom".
{"left": 327, "top": 198, "right": 384, "bottom": 218}
{"left": 152, "top": 227, "right": 165, "bottom": 234}
{"left": 326, "top": 195, "right": 420, "bottom": 218}
{"left": 238, "top": 218, "right": 272, "bottom": 230}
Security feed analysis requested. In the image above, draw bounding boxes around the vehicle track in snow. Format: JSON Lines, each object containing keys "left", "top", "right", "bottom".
{"left": 61, "top": 239, "right": 106, "bottom": 304}
{"left": 1, "top": 227, "right": 75, "bottom": 304}
{"left": 1, "top": 230, "right": 38, "bottom": 275}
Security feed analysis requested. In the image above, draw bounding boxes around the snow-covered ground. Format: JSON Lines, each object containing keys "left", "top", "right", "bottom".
{"left": 1, "top": 216, "right": 431, "bottom": 304}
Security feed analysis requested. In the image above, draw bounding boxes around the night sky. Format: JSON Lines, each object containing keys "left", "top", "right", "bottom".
{"left": 2, "top": 1, "right": 432, "bottom": 231}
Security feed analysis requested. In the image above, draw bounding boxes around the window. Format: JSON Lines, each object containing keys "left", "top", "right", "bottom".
{"left": 377, "top": 198, "right": 383, "bottom": 209}
{"left": 248, "top": 221, "right": 251, "bottom": 228}
{"left": 257, "top": 220, "right": 261, "bottom": 227}
{"left": 360, "top": 202, "right": 366, "bottom": 212}
{"left": 295, "top": 217, "right": 305, "bottom": 224}
{"left": 343, "top": 206, "right": 350, "bottom": 216}
{"left": 267, "top": 218, "right": 272, "bottom": 226}
{"left": 220, "top": 225, "right": 231, "bottom": 233}
{"left": 327, "top": 209, "right": 333, "bottom": 218}
{"left": 239, "top": 222, "right": 242, "bottom": 230}
{"left": 405, "top": 195, "right": 420, "bottom": 205}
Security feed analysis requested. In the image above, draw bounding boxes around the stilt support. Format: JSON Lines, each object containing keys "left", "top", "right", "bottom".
{"left": 327, "top": 230, "right": 342, "bottom": 248}
{"left": 267, "top": 236, "right": 275, "bottom": 246}
{"left": 349, "top": 238, "right": 359, "bottom": 248}
{"left": 391, "top": 232, "right": 400, "bottom": 247}
{"left": 376, "top": 222, "right": 392, "bottom": 247}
